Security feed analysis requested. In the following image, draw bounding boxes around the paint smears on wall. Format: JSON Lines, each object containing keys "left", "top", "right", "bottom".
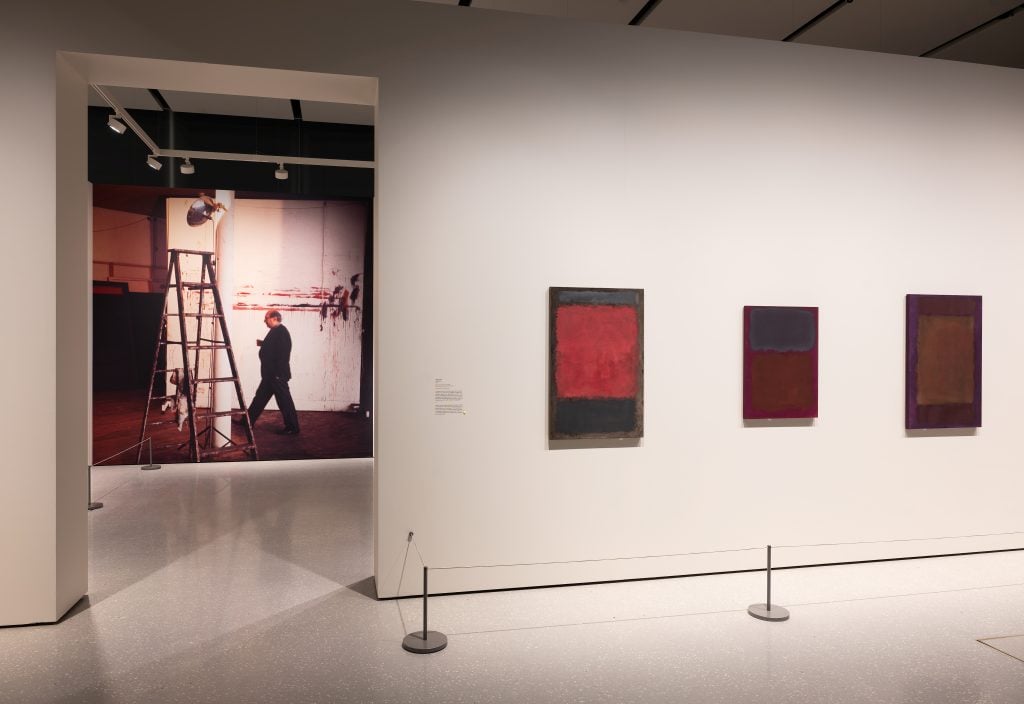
{"left": 234, "top": 274, "right": 363, "bottom": 332}
{"left": 317, "top": 275, "right": 362, "bottom": 329}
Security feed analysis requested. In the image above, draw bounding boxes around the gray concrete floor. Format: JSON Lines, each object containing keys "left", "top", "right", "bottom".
{"left": 2, "top": 461, "right": 1024, "bottom": 703}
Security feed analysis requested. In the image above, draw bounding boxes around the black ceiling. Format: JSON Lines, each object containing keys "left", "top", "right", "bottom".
{"left": 89, "top": 106, "right": 373, "bottom": 199}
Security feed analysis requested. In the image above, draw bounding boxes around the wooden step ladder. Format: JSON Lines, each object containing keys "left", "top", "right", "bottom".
{"left": 138, "top": 249, "right": 258, "bottom": 463}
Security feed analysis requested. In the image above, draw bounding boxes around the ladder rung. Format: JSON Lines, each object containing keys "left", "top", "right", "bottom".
{"left": 181, "top": 282, "right": 216, "bottom": 289}
{"left": 169, "top": 248, "right": 214, "bottom": 257}
{"left": 193, "top": 377, "right": 240, "bottom": 383}
{"left": 186, "top": 343, "right": 231, "bottom": 350}
{"left": 149, "top": 394, "right": 176, "bottom": 401}
{"left": 147, "top": 419, "right": 182, "bottom": 427}
{"left": 200, "top": 443, "right": 256, "bottom": 458}
{"left": 193, "top": 410, "right": 248, "bottom": 420}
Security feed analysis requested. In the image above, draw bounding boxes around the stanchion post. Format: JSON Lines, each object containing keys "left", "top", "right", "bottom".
{"left": 402, "top": 566, "right": 448, "bottom": 653}
{"left": 141, "top": 436, "right": 161, "bottom": 471}
{"left": 748, "top": 544, "right": 790, "bottom": 622}
{"left": 423, "top": 566, "right": 429, "bottom": 640}
{"left": 87, "top": 465, "right": 103, "bottom": 511}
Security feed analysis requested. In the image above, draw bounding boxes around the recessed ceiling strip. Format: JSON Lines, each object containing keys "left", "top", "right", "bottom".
{"left": 148, "top": 88, "right": 172, "bottom": 112}
{"left": 629, "top": 0, "right": 663, "bottom": 27}
{"left": 921, "top": 2, "right": 1024, "bottom": 57}
{"left": 782, "top": 0, "right": 854, "bottom": 42}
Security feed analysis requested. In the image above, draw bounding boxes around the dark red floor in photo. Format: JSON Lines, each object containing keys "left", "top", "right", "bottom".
{"left": 93, "top": 390, "right": 372, "bottom": 465}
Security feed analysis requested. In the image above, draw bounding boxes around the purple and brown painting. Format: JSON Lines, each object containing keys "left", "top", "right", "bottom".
{"left": 906, "top": 294, "right": 981, "bottom": 429}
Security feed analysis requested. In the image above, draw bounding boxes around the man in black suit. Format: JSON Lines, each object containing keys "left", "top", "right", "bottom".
{"left": 247, "top": 310, "right": 300, "bottom": 435}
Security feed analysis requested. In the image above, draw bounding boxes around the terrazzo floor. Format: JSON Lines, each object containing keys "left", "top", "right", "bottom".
{"left": 2, "top": 461, "right": 1023, "bottom": 703}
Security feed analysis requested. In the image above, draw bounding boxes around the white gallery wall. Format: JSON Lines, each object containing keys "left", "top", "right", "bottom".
{"left": 1, "top": 1, "right": 1023, "bottom": 622}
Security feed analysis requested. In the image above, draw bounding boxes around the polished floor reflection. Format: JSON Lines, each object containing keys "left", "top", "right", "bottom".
{"left": 1, "top": 462, "right": 1023, "bottom": 703}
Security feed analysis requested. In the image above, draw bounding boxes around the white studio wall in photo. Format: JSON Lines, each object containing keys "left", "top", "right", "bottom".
{"left": 166, "top": 197, "right": 367, "bottom": 413}
{"left": 232, "top": 199, "right": 367, "bottom": 412}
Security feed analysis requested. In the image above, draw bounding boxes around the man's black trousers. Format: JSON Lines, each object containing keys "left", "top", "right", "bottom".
{"left": 248, "top": 376, "right": 300, "bottom": 431}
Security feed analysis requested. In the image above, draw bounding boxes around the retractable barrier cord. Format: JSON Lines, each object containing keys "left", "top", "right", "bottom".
{"left": 394, "top": 529, "right": 1024, "bottom": 652}
{"left": 89, "top": 436, "right": 162, "bottom": 510}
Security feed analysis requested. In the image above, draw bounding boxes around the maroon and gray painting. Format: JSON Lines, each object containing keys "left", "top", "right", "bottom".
{"left": 743, "top": 306, "right": 818, "bottom": 420}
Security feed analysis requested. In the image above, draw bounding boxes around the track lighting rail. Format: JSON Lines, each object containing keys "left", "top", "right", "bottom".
{"left": 91, "top": 84, "right": 374, "bottom": 173}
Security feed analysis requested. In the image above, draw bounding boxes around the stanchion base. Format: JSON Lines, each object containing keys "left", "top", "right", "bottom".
{"left": 141, "top": 464, "right": 161, "bottom": 471}
{"left": 88, "top": 502, "right": 104, "bottom": 511}
{"left": 402, "top": 630, "right": 448, "bottom": 654}
{"left": 748, "top": 603, "right": 790, "bottom": 621}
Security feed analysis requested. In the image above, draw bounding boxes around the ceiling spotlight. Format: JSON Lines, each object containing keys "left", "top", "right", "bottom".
{"left": 186, "top": 195, "right": 224, "bottom": 227}
{"left": 180, "top": 158, "right": 195, "bottom": 175}
{"left": 274, "top": 163, "right": 289, "bottom": 180}
{"left": 146, "top": 155, "right": 163, "bottom": 171}
{"left": 107, "top": 114, "right": 127, "bottom": 135}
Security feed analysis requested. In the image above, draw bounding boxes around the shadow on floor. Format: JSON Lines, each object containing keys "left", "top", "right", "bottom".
{"left": 346, "top": 576, "right": 378, "bottom": 600}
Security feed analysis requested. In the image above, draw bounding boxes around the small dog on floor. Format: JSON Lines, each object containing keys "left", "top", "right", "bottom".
{"left": 160, "top": 368, "right": 190, "bottom": 431}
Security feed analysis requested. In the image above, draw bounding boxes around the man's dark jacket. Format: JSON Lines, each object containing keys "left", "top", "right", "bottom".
{"left": 260, "top": 325, "right": 292, "bottom": 381}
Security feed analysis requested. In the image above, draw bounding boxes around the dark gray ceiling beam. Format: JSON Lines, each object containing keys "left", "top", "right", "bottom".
{"left": 629, "top": 0, "right": 663, "bottom": 26}
{"left": 782, "top": 0, "right": 854, "bottom": 42}
{"left": 148, "top": 88, "right": 171, "bottom": 112}
{"left": 921, "top": 2, "right": 1024, "bottom": 57}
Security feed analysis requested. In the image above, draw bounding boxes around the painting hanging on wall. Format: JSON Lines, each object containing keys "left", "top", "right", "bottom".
{"left": 743, "top": 306, "right": 818, "bottom": 420}
{"left": 549, "top": 287, "right": 643, "bottom": 439}
{"left": 905, "top": 294, "right": 981, "bottom": 429}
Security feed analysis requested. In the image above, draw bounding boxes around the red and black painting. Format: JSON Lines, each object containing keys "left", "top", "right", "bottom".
{"left": 549, "top": 287, "right": 644, "bottom": 440}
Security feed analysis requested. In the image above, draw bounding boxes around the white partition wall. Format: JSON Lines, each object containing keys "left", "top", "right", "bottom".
{"left": 2, "top": 1, "right": 1023, "bottom": 622}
